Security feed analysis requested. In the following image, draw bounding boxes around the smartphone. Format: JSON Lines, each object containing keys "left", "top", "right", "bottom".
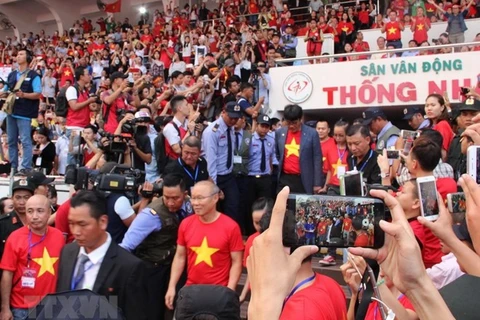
{"left": 287, "top": 194, "right": 385, "bottom": 248}
{"left": 467, "top": 145, "right": 480, "bottom": 184}
{"left": 340, "top": 172, "right": 365, "bottom": 196}
{"left": 401, "top": 130, "right": 418, "bottom": 155}
{"left": 417, "top": 176, "right": 439, "bottom": 221}
{"left": 447, "top": 192, "right": 466, "bottom": 213}
{"left": 386, "top": 150, "right": 400, "bottom": 160}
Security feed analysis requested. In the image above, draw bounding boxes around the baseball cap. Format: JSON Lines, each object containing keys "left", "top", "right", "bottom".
{"left": 224, "top": 58, "right": 235, "bottom": 67}
{"left": 362, "top": 107, "right": 386, "bottom": 125}
{"left": 286, "top": 23, "right": 294, "bottom": 28}
{"left": 134, "top": 110, "right": 151, "bottom": 122}
{"left": 12, "top": 179, "right": 36, "bottom": 194}
{"left": 272, "top": 32, "right": 281, "bottom": 38}
{"left": 257, "top": 114, "right": 271, "bottom": 125}
{"left": 174, "top": 285, "right": 240, "bottom": 320}
{"left": 458, "top": 97, "right": 480, "bottom": 112}
{"left": 110, "top": 71, "right": 128, "bottom": 82}
{"left": 225, "top": 101, "right": 242, "bottom": 118}
{"left": 452, "top": 219, "right": 471, "bottom": 242}
{"left": 28, "top": 172, "right": 55, "bottom": 188}
{"left": 403, "top": 107, "right": 423, "bottom": 120}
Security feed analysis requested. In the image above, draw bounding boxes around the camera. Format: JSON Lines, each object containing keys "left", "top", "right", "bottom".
{"left": 89, "top": 93, "right": 102, "bottom": 104}
{"left": 251, "top": 64, "right": 260, "bottom": 76}
{"left": 460, "top": 87, "right": 470, "bottom": 96}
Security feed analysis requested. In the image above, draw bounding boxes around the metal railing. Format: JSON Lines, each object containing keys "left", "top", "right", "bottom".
{"left": 274, "top": 41, "right": 480, "bottom": 66}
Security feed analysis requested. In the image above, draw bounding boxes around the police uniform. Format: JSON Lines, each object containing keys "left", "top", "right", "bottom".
{"left": 201, "top": 101, "right": 242, "bottom": 227}
{"left": 233, "top": 127, "right": 252, "bottom": 233}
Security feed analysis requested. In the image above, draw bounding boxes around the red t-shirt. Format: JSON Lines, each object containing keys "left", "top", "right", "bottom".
{"left": 59, "top": 66, "right": 74, "bottom": 88}
{"left": 338, "top": 21, "right": 354, "bottom": 34}
{"left": 140, "top": 34, "right": 153, "bottom": 44}
{"left": 358, "top": 10, "right": 370, "bottom": 24}
{"left": 413, "top": 17, "right": 430, "bottom": 45}
{"left": 433, "top": 120, "right": 454, "bottom": 152}
{"left": 321, "top": 137, "right": 336, "bottom": 174}
{"left": 324, "top": 145, "right": 348, "bottom": 187}
{"left": 385, "top": 21, "right": 402, "bottom": 40}
{"left": 317, "top": 221, "right": 327, "bottom": 235}
{"left": 66, "top": 87, "right": 91, "bottom": 128}
{"left": 343, "top": 217, "right": 352, "bottom": 232}
{"left": 177, "top": 213, "right": 244, "bottom": 286}
{"left": 280, "top": 274, "right": 347, "bottom": 320}
{"left": 0, "top": 226, "right": 65, "bottom": 308}
{"left": 101, "top": 91, "right": 133, "bottom": 134}
{"left": 54, "top": 199, "right": 74, "bottom": 243}
{"left": 409, "top": 219, "right": 443, "bottom": 268}
{"left": 283, "top": 130, "right": 301, "bottom": 175}
{"left": 243, "top": 231, "right": 260, "bottom": 267}
{"left": 365, "top": 294, "right": 414, "bottom": 319}
{"left": 354, "top": 233, "right": 370, "bottom": 247}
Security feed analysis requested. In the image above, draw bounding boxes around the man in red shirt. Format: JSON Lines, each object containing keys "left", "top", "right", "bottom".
{"left": 165, "top": 180, "right": 244, "bottom": 310}
{"left": 411, "top": 7, "right": 431, "bottom": 45}
{"left": 315, "top": 120, "right": 336, "bottom": 183}
{"left": 316, "top": 216, "right": 328, "bottom": 245}
{"left": 259, "top": 208, "right": 347, "bottom": 320}
{"left": 0, "top": 195, "right": 64, "bottom": 319}
{"left": 352, "top": 32, "right": 370, "bottom": 60}
{"left": 381, "top": 11, "right": 404, "bottom": 49}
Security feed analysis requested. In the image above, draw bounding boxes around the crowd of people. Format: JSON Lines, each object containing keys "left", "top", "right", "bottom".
{"left": 0, "top": 0, "right": 479, "bottom": 319}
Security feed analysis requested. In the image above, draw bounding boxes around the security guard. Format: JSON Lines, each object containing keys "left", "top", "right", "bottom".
{"left": 247, "top": 114, "right": 276, "bottom": 231}
{"left": 201, "top": 101, "right": 242, "bottom": 227}
{"left": 120, "top": 174, "right": 192, "bottom": 320}
{"left": 233, "top": 115, "right": 252, "bottom": 232}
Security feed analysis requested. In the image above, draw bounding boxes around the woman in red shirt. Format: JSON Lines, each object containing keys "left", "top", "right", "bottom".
{"left": 424, "top": 93, "right": 454, "bottom": 159}
{"left": 305, "top": 19, "right": 323, "bottom": 64}
{"left": 338, "top": 13, "right": 355, "bottom": 45}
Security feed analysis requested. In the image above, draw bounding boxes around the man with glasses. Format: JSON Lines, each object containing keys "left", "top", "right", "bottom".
{"left": 165, "top": 180, "right": 243, "bottom": 311}
{"left": 120, "top": 174, "right": 193, "bottom": 320}
{"left": 275, "top": 104, "right": 323, "bottom": 194}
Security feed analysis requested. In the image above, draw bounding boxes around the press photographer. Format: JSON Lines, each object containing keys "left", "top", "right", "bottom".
{"left": 114, "top": 110, "right": 152, "bottom": 180}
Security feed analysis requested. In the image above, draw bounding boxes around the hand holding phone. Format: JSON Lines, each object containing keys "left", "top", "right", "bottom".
{"left": 447, "top": 192, "right": 466, "bottom": 213}
{"left": 466, "top": 146, "right": 480, "bottom": 184}
{"left": 417, "top": 176, "right": 439, "bottom": 221}
{"left": 386, "top": 150, "right": 400, "bottom": 160}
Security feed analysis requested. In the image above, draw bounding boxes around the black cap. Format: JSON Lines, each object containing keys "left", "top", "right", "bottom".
{"left": 12, "top": 179, "right": 36, "bottom": 194}
{"left": 403, "top": 107, "right": 423, "bottom": 120}
{"left": 174, "top": 285, "right": 240, "bottom": 320}
{"left": 453, "top": 220, "right": 471, "bottom": 242}
{"left": 305, "top": 120, "right": 317, "bottom": 128}
{"left": 257, "top": 114, "right": 271, "bottom": 125}
{"left": 272, "top": 32, "right": 281, "bottom": 38}
{"left": 362, "top": 107, "right": 386, "bottom": 125}
{"left": 458, "top": 97, "right": 480, "bottom": 112}
{"left": 225, "top": 101, "right": 243, "bottom": 118}
{"left": 28, "top": 172, "right": 55, "bottom": 188}
{"left": 110, "top": 71, "right": 128, "bottom": 82}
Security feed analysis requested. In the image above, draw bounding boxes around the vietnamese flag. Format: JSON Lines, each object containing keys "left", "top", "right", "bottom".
{"left": 104, "top": 0, "right": 121, "bottom": 13}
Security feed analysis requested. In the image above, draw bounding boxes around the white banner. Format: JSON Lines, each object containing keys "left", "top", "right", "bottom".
{"left": 269, "top": 51, "right": 479, "bottom": 112}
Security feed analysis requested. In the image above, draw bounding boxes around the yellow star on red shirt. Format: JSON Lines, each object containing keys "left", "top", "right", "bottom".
{"left": 190, "top": 237, "right": 219, "bottom": 267}
{"left": 32, "top": 247, "right": 59, "bottom": 277}
{"left": 285, "top": 138, "right": 300, "bottom": 158}
{"left": 416, "top": 24, "right": 424, "bottom": 31}
{"left": 332, "top": 158, "right": 346, "bottom": 176}
{"left": 64, "top": 70, "right": 71, "bottom": 76}
{"left": 341, "top": 26, "right": 349, "bottom": 32}
{"left": 388, "top": 27, "right": 398, "bottom": 35}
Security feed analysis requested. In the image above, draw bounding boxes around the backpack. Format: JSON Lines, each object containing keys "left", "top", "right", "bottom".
{"left": 154, "top": 122, "right": 181, "bottom": 175}
{"left": 55, "top": 85, "right": 78, "bottom": 117}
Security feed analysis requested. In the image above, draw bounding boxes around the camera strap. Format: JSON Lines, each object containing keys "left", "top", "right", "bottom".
{"left": 102, "top": 90, "right": 113, "bottom": 124}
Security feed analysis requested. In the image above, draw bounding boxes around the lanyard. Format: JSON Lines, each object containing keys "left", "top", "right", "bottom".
{"left": 283, "top": 274, "right": 316, "bottom": 308}
{"left": 70, "top": 261, "right": 95, "bottom": 290}
{"left": 373, "top": 294, "right": 403, "bottom": 319}
{"left": 27, "top": 230, "right": 46, "bottom": 267}
{"left": 337, "top": 147, "right": 347, "bottom": 162}
{"left": 354, "top": 150, "right": 373, "bottom": 173}
{"left": 178, "top": 158, "right": 199, "bottom": 182}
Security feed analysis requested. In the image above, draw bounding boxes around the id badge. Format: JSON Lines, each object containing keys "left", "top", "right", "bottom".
{"left": 336, "top": 165, "right": 346, "bottom": 179}
{"left": 35, "top": 157, "right": 42, "bottom": 167}
{"left": 233, "top": 155, "right": 242, "bottom": 164}
{"left": 21, "top": 268, "right": 37, "bottom": 289}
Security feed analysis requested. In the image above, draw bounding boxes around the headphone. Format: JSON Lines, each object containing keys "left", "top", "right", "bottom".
{"left": 24, "top": 49, "right": 33, "bottom": 64}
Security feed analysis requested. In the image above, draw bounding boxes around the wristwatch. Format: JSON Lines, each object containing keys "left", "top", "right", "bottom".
{"left": 380, "top": 172, "right": 390, "bottom": 179}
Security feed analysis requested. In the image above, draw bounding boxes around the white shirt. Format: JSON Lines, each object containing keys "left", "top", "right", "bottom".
{"left": 74, "top": 233, "right": 112, "bottom": 290}
{"left": 55, "top": 134, "right": 69, "bottom": 175}
{"left": 163, "top": 116, "right": 187, "bottom": 147}
{"left": 426, "top": 252, "right": 464, "bottom": 290}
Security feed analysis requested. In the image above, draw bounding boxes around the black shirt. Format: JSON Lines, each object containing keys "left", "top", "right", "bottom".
{"left": 164, "top": 157, "right": 209, "bottom": 194}
{"left": 348, "top": 149, "right": 381, "bottom": 185}
{"left": 133, "top": 134, "right": 152, "bottom": 172}
{"left": 0, "top": 211, "right": 23, "bottom": 260}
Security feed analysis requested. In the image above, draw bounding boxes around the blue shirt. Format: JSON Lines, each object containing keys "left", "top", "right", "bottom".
{"left": 248, "top": 132, "right": 276, "bottom": 175}
{"left": 202, "top": 116, "right": 234, "bottom": 183}
{"left": 377, "top": 121, "right": 399, "bottom": 149}
{"left": 120, "top": 201, "right": 191, "bottom": 252}
{"left": 280, "top": 35, "right": 298, "bottom": 49}
{"left": 5, "top": 69, "right": 42, "bottom": 120}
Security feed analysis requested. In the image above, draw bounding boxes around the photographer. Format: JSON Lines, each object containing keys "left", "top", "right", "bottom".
{"left": 115, "top": 111, "right": 152, "bottom": 175}
{"left": 237, "top": 83, "right": 265, "bottom": 124}
{"left": 101, "top": 71, "right": 138, "bottom": 134}
{"left": 249, "top": 61, "right": 270, "bottom": 110}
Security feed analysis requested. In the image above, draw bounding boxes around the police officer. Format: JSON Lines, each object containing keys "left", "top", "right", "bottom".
{"left": 120, "top": 174, "right": 192, "bottom": 320}
{"left": 201, "top": 101, "right": 242, "bottom": 227}
{"left": 247, "top": 114, "right": 276, "bottom": 232}
{"left": 281, "top": 23, "right": 298, "bottom": 59}
{"left": 233, "top": 115, "right": 252, "bottom": 232}
{"left": 0, "top": 179, "right": 35, "bottom": 260}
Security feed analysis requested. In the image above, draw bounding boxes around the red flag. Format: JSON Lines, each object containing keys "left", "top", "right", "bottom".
{"left": 104, "top": 0, "right": 121, "bottom": 13}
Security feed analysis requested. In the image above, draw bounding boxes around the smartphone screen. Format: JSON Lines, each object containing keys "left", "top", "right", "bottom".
{"left": 287, "top": 194, "right": 385, "bottom": 248}
{"left": 418, "top": 179, "right": 439, "bottom": 219}
{"left": 467, "top": 146, "right": 480, "bottom": 184}
{"left": 476, "top": 147, "right": 480, "bottom": 184}
{"left": 342, "top": 173, "right": 364, "bottom": 196}
{"left": 386, "top": 150, "right": 400, "bottom": 160}
{"left": 448, "top": 192, "right": 466, "bottom": 213}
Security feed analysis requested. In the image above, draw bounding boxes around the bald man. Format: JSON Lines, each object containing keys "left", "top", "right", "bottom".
{"left": 0, "top": 195, "right": 64, "bottom": 319}
{"left": 165, "top": 181, "right": 244, "bottom": 310}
